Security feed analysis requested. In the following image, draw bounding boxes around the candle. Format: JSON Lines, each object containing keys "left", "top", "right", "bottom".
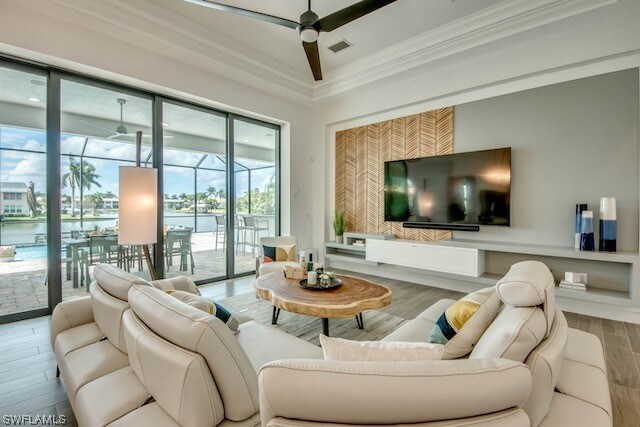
{"left": 308, "top": 271, "right": 317, "bottom": 285}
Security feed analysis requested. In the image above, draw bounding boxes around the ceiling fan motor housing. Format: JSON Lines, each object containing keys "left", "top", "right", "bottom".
{"left": 299, "top": 9, "right": 319, "bottom": 42}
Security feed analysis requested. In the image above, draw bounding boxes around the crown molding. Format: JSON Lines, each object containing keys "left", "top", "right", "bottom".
{"left": 44, "top": 0, "right": 616, "bottom": 103}
{"left": 47, "top": 0, "right": 314, "bottom": 101}
{"left": 312, "top": 0, "right": 617, "bottom": 99}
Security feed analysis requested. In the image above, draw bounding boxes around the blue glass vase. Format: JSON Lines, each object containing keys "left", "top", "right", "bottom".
{"left": 575, "top": 204, "right": 587, "bottom": 250}
{"left": 599, "top": 197, "right": 617, "bottom": 252}
{"left": 580, "top": 210, "right": 595, "bottom": 251}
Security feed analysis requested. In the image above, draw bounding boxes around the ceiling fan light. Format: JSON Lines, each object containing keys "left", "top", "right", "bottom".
{"left": 300, "top": 27, "right": 319, "bottom": 43}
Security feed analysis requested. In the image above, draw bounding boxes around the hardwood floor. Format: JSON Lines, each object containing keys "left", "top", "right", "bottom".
{"left": 0, "top": 272, "right": 638, "bottom": 426}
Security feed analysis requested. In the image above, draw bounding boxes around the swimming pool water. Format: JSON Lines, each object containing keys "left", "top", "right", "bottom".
{"left": 14, "top": 244, "right": 50, "bottom": 260}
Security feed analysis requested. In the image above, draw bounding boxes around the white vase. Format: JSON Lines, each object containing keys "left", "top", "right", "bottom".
{"left": 336, "top": 235, "right": 343, "bottom": 244}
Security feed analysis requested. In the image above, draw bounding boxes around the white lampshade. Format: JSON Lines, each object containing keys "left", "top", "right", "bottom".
{"left": 118, "top": 166, "right": 158, "bottom": 245}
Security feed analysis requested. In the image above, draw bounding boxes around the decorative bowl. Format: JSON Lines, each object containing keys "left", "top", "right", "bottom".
{"left": 299, "top": 277, "right": 342, "bottom": 290}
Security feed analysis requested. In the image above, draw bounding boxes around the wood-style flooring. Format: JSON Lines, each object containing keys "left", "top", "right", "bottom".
{"left": 0, "top": 271, "right": 639, "bottom": 426}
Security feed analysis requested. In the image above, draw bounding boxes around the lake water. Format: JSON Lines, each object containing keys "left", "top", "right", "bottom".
{"left": 0, "top": 213, "right": 275, "bottom": 246}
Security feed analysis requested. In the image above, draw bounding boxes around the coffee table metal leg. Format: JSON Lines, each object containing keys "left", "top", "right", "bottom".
{"left": 355, "top": 313, "right": 364, "bottom": 329}
{"left": 322, "top": 318, "right": 329, "bottom": 336}
{"left": 271, "top": 307, "right": 281, "bottom": 325}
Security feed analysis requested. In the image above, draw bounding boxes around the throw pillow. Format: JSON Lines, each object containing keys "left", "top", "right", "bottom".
{"left": 262, "top": 244, "right": 297, "bottom": 263}
{"left": 151, "top": 276, "right": 201, "bottom": 295}
{"left": 320, "top": 335, "right": 444, "bottom": 361}
{"left": 427, "top": 287, "right": 501, "bottom": 359}
{"left": 165, "top": 290, "right": 239, "bottom": 332}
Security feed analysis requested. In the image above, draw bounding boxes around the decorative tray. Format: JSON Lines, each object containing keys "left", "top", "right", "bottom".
{"left": 298, "top": 278, "right": 342, "bottom": 290}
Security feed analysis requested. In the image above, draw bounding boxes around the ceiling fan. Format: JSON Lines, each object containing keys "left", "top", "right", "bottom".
{"left": 184, "top": 0, "right": 398, "bottom": 81}
{"left": 81, "top": 99, "right": 168, "bottom": 140}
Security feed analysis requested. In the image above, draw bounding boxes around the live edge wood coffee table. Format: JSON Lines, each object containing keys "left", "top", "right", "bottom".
{"left": 254, "top": 271, "right": 393, "bottom": 336}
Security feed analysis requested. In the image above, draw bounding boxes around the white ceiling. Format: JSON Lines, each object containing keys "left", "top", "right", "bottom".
{"left": 156, "top": 0, "right": 502, "bottom": 77}
{"left": 7, "top": 0, "right": 618, "bottom": 101}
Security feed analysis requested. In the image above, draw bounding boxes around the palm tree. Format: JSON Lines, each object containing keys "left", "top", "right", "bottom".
{"left": 61, "top": 157, "right": 101, "bottom": 217}
{"left": 206, "top": 186, "right": 217, "bottom": 198}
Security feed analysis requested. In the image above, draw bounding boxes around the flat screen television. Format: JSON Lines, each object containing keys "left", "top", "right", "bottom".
{"left": 384, "top": 147, "right": 511, "bottom": 228}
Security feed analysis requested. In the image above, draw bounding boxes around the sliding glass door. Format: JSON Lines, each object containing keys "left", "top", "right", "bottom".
{"left": 59, "top": 78, "right": 153, "bottom": 300}
{"left": 161, "top": 101, "right": 228, "bottom": 282}
{"left": 0, "top": 56, "right": 280, "bottom": 323}
{"left": 0, "top": 64, "right": 49, "bottom": 320}
{"left": 233, "top": 117, "right": 279, "bottom": 275}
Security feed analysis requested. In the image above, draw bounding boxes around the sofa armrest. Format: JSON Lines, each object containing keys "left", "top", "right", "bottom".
{"left": 259, "top": 358, "right": 531, "bottom": 426}
{"left": 51, "top": 296, "right": 94, "bottom": 350}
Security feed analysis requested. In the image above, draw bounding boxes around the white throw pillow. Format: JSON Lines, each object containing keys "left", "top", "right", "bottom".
{"left": 320, "top": 335, "right": 444, "bottom": 362}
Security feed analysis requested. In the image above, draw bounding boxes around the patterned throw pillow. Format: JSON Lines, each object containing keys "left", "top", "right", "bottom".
{"left": 427, "top": 287, "right": 501, "bottom": 359}
{"left": 262, "top": 244, "right": 297, "bottom": 263}
{"left": 165, "top": 290, "right": 239, "bottom": 332}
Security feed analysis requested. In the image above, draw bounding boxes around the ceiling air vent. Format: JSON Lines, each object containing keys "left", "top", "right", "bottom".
{"left": 328, "top": 40, "right": 352, "bottom": 53}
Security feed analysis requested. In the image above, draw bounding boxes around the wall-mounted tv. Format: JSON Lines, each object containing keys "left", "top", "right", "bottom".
{"left": 384, "top": 147, "right": 511, "bottom": 229}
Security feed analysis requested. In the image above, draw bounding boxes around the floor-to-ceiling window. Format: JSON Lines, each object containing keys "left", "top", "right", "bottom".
{"left": 60, "top": 78, "right": 154, "bottom": 299}
{"left": 0, "top": 65, "right": 48, "bottom": 319}
{"left": 161, "top": 101, "right": 229, "bottom": 281}
{"left": 233, "top": 117, "right": 279, "bottom": 275}
{"left": 0, "top": 57, "right": 281, "bottom": 323}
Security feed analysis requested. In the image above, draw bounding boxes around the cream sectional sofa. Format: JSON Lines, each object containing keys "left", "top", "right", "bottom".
{"left": 51, "top": 264, "right": 322, "bottom": 426}
{"left": 52, "top": 261, "right": 611, "bottom": 427}
{"left": 259, "top": 261, "right": 612, "bottom": 427}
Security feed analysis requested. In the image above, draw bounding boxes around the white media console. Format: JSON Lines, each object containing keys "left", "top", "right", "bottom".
{"left": 324, "top": 234, "right": 640, "bottom": 324}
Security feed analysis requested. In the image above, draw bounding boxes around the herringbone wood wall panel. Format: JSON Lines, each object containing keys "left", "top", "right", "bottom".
{"left": 335, "top": 107, "right": 454, "bottom": 241}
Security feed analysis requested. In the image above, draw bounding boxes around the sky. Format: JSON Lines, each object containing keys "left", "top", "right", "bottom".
{"left": 1, "top": 126, "right": 275, "bottom": 198}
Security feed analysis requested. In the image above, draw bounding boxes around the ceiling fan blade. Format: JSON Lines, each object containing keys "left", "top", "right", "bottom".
{"left": 302, "top": 41, "right": 323, "bottom": 81}
{"left": 184, "top": 0, "right": 300, "bottom": 30}
{"left": 315, "top": 0, "right": 397, "bottom": 32}
{"left": 107, "top": 134, "right": 124, "bottom": 140}
{"left": 79, "top": 120, "right": 117, "bottom": 134}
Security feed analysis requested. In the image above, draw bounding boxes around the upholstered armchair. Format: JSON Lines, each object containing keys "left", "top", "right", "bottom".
{"left": 255, "top": 236, "right": 300, "bottom": 277}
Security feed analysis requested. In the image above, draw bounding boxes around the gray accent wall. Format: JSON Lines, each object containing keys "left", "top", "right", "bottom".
{"left": 453, "top": 69, "right": 640, "bottom": 252}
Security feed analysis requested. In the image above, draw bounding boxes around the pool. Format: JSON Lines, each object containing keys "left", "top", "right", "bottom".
{"left": 14, "top": 244, "right": 50, "bottom": 260}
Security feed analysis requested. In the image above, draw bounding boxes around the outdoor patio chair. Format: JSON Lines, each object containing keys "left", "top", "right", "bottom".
{"left": 242, "top": 216, "right": 270, "bottom": 257}
{"left": 214, "top": 214, "right": 225, "bottom": 252}
{"left": 79, "top": 235, "right": 127, "bottom": 288}
{"left": 235, "top": 214, "right": 246, "bottom": 255}
{"left": 165, "top": 228, "right": 195, "bottom": 274}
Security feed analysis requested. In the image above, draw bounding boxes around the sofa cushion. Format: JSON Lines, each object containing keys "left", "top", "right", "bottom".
{"left": 54, "top": 322, "right": 103, "bottom": 358}
{"left": 165, "top": 290, "right": 239, "bottom": 332}
{"left": 236, "top": 320, "right": 323, "bottom": 372}
{"left": 59, "top": 339, "right": 129, "bottom": 404}
{"left": 469, "top": 305, "right": 547, "bottom": 362}
{"left": 320, "top": 335, "right": 443, "bottom": 361}
{"left": 74, "top": 366, "right": 149, "bottom": 426}
{"left": 428, "top": 287, "right": 501, "bottom": 359}
{"left": 150, "top": 276, "right": 200, "bottom": 295}
{"left": 521, "top": 309, "right": 568, "bottom": 427}
{"left": 128, "top": 284, "right": 259, "bottom": 422}
{"left": 94, "top": 263, "right": 150, "bottom": 301}
{"left": 564, "top": 327, "right": 607, "bottom": 371}
{"left": 556, "top": 359, "right": 611, "bottom": 418}
{"left": 556, "top": 327, "right": 611, "bottom": 419}
{"left": 108, "top": 402, "right": 179, "bottom": 427}
{"left": 382, "top": 318, "right": 435, "bottom": 343}
{"left": 496, "top": 260, "right": 556, "bottom": 336}
{"left": 91, "top": 282, "right": 130, "bottom": 353}
{"left": 539, "top": 392, "right": 611, "bottom": 427}
{"left": 259, "top": 261, "right": 300, "bottom": 277}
